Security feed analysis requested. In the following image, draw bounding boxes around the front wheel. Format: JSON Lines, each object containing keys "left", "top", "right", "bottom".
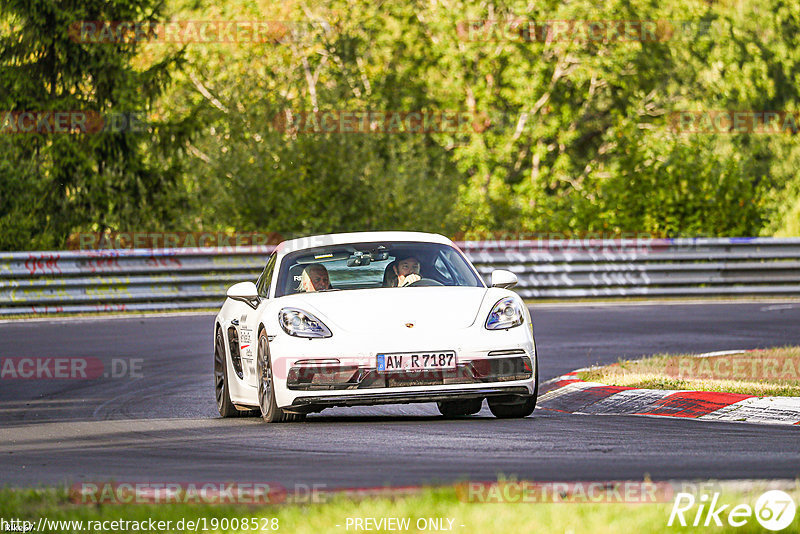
{"left": 488, "top": 352, "right": 538, "bottom": 419}
{"left": 257, "top": 330, "right": 304, "bottom": 423}
{"left": 487, "top": 395, "right": 536, "bottom": 418}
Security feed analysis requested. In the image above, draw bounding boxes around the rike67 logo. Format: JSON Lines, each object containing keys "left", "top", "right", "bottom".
{"left": 669, "top": 490, "right": 796, "bottom": 531}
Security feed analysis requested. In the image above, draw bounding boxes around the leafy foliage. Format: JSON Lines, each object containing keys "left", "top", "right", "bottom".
{"left": 2, "top": 0, "right": 800, "bottom": 249}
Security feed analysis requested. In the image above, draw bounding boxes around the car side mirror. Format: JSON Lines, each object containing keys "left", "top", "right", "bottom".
{"left": 227, "top": 281, "right": 260, "bottom": 309}
{"left": 490, "top": 269, "right": 518, "bottom": 289}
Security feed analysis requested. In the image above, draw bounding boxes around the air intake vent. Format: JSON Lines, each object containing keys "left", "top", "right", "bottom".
{"left": 227, "top": 326, "right": 244, "bottom": 379}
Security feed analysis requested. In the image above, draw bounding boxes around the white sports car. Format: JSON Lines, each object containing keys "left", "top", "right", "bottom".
{"left": 214, "top": 231, "right": 538, "bottom": 422}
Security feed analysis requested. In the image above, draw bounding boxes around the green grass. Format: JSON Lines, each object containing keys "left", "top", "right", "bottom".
{"left": 2, "top": 483, "right": 799, "bottom": 533}
{"left": 578, "top": 347, "right": 800, "bottom": 396}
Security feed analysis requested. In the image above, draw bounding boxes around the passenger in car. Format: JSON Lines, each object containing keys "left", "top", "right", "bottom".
{"left": 383, "top": 256, "right": 422, "bottom": 287}
{"left": 298, "top": 263, "right": 331, "bottom": 292}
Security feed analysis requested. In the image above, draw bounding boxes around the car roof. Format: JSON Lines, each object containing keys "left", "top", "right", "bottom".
{"left": 276, "top": 231, "right": 455, "bottom": 254}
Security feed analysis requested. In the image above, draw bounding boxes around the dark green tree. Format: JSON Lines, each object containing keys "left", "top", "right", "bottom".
{"left": 0, "top": 0, "right": 192, "bottom": 249}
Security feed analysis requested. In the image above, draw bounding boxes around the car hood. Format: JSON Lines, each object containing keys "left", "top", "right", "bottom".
{"left": 281, "top": 287, "right": 489, "bottom": 333}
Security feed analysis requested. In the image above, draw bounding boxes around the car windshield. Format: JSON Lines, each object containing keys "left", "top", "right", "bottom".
{"left": 275, "top": 241, "right": 484, "bottom": 296}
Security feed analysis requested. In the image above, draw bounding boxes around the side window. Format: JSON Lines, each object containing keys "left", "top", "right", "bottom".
{"left": 256, "top": 253, "right": 277, "bottom": 298}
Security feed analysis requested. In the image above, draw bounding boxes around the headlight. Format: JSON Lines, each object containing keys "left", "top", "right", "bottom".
{"left": 485, "top": 297, "right": 525, "bottom": 330}
{"left": 279, "top": 308, "right": 332, "bottom": 338}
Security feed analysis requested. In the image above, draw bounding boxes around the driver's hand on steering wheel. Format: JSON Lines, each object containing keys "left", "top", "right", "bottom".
{"left": 399, "top": 273, "right": 421, "bottom": 287}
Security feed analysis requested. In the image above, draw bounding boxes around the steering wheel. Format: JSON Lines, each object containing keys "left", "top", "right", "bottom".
{"left": 408, "top": 278, "right": 444, "bottom": 287}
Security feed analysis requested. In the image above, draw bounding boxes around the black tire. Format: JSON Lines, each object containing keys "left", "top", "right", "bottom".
{"left": 257, "top": 329, "right": 303, "bottom": 423}
{"left": 437, "top": 398, "right": 483, "bottom": 418}
{"left": 487, "top": 395, "right": 537, "bottom": 418}
{"left": 214, "top": 326, "right": 239, "bottom": 418}
{"left": 488, "top": 352, "right": 539, "bottom": 419}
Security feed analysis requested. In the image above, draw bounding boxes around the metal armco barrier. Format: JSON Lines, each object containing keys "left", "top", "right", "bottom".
{"left": 1, "top": 237, "right": 800, "bottom": 315}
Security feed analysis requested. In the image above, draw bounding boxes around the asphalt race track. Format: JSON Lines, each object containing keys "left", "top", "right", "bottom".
{"left": 1, "top": 302, "right": 799, "bottom": 488}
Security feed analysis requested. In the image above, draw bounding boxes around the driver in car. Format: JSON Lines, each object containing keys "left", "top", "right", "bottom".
{"left": 298, "top": 263, "right": 331, "bottom": 292}
{"left": 386, "top": 256, "right": 422, "bottom": 287}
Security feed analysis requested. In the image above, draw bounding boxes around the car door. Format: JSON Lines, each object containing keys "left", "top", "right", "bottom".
{"left": 224, "top": 252, "right": 276, "bottom": 388}
{"left": 240, "top": 252, "right": 277, "bottom": 387}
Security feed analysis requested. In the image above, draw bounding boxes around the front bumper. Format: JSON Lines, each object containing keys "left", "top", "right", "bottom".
{"left": 268, "top": 323, "right": 537, "bottom": 409}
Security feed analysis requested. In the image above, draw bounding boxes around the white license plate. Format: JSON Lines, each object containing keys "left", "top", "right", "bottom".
{"left": 376, "top": 351, "right": 457, "bottom": 372}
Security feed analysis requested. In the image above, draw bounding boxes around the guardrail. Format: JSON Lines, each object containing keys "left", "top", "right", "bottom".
{"left": 1, "top": 237, "right": 799, "bottom": 315}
